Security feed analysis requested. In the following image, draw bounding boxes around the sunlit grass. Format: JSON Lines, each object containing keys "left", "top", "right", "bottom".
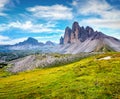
{"left": 0, "top": 52, "right": 120, "bottom": 99}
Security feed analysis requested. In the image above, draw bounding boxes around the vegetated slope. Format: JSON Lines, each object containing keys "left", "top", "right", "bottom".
{"left": 0, "top": 50, "right": 42, "bottom": 62}
{"left": 0, "top": 52, "right": 120, "bottom": 99}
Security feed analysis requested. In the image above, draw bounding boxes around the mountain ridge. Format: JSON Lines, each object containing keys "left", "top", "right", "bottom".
{"left": 15, "top": 37, "right": 44, "bottom": 46}
{"left": 9, "top": 37, "right": 56, "bottom": 51}
{"left": 0, "top": 37, "right": 56, "bottom": 52}
{"left": 0, "top": 22, "right": 120, "bottom": 53}
{"left": 59, "top": 21, "right": 120, "bottom": 53}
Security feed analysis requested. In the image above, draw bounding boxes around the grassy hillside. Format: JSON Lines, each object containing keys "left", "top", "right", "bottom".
{"left": 0, "top": 52, "right": 120, "bottom": 99}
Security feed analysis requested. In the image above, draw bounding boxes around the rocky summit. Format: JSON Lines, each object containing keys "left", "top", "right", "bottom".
{"left": 62, "top": 21, "right": 107, "bottom": 44}
{"left": 15, "top": 37, "right": 44, "bottom": 46}
{"left": 59, "top": 22, "right": 120, "bottom": 54}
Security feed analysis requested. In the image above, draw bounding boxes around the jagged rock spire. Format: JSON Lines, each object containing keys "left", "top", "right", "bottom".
{"left": 60, "top": 36, "right": 64, "bottom": 44}
{"left": 60, "top": 21, "right": 109, "bottom": 44}
{"left": 64, "top": 26, "right": 72, "bottom": 44}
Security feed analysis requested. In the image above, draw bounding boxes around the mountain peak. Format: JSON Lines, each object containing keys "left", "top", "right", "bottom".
{"left": 15, "top": 37, "right": 42, "bottom": 46}
{"left": 86, "top": 26, "right": 93, "bottom": 31}
{"left": 60, "top": 36, "right": 64, "bottom": 44}
{"left": 72, "top": 21, "right": 80, "bottom": 32}
{"left": 65, "top": 26, "right": 71, "bottom": 30}
{"left": 45, "top": 41, "right": 54, "bottom": 46}
{"left": 73, "top": 21, "right": 79, "bottom": 26}
{"left": 59, "top": 21, "right": 120, "bottom": 53}
{"left": 27, "top": 37, "right": 38, "bottom": 42}
{"left": 60, "top": 21, "right": 120, "bottom": 44}
{"left": 64, "top": 26, "right": 72, "bottom": 44}
{"left": 24, "top": 37, "right": 39, "bottom": 45}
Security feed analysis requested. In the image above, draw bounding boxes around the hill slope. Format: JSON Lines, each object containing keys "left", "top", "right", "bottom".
{"left": 0, "top": 52, "right": 120, "bottom": 99}
{"left": 7, "top": 53, "right": 93, "bottom": 73}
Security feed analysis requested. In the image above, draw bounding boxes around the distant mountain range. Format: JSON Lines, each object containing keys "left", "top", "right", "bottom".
{"left": 0, "top": 21, "right": 120, "bottom": 54}
{"left": 15, "top": 37, "right": 44, "bottom": 46}
{"left": 0, "top": 37, "right": 56, "bottom": 52}
{"left": 59, "top": 22, "right": 120, "bottom": 54}
{"left": 15, "top": 37, "right": 55, "bottom": 46}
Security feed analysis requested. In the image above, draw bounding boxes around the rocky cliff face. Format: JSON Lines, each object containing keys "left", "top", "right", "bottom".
{"left": 71, "top": 22, "right": 81, "bottom": 43}
{"left": 64, "top": 27, "right": 72, "bottom": 44}
{"left": 60, "top": 36, "right": 64, "bottom": 44}
{"left": 59, "top": 21, "right": 120, "bottom": 53}
{"left": 61, "top": 21, "right": 109, "bottom": 44}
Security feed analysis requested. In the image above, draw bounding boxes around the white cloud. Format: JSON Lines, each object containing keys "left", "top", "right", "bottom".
{"left": 0, "top": 21, "right": 64, "bottom": 33}
{"left": 26, "top": 4, "right": 73, "bottom": 20}
{"left": 73, "top": 0, "right": 111, "bottom": 16}
{"left": 0, "top": 35, "right": 10, "bottom": 41}
{"left": 0, "top": 35, "right": 61, "bottom": 45}
{"left": 0, "top": 33, "right": 61, "bottom": 45}
{"left": 109, "top": 33, "right": 120, "bottom": 39}
{"left": 0, "top": 0, "right": 8, "bottom": 9}
{"left": 0, "top": 0, "right": 20, "bottom": 16}
{"left": 0, "top": 35, "right": 27, "bottom": 45}
{"left": 0, "top": 24, "right": 9, "bottom": 31}
{"left": 9, "top": 37, "right": 27, "bottom": 45}
{"left": 72, "top": 0, "right": 120, "bottom": 29}
{"left": 80, "top": 18, "right": 120, "bottom": 29}
{"left": 9, "top": 21, "right": 64, "bottom": 33}
{"left": 0, "top": 0, "right": 9, "bottom": 16}
{"left": 34, "top": 35, "right": 61, "bottom": 43}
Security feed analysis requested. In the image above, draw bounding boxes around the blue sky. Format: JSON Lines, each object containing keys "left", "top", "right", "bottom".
{"left": 0, "top": 0, "right": 120, "bottom": 45}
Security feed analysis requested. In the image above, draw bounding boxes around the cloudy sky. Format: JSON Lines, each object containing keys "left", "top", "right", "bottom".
{"left": 0, "top": 0, "right": 120, "bottom": 45}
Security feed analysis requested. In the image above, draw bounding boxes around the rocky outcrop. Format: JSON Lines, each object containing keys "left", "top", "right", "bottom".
{"left": 86, "top": 26, "right": 94, "bottom": 37}
{"left": 60, "top": 22, "right": 111, "bottom": 44}
{"left": 71, "top": 22, "right": 81, "bottom": 43}
{"left": 61, "top": 22, "right": 94, "bottom": 44}
{"left": 60, "top": 36, "right": 64, "bottom": 44}
{"left": 64, "top": 27, "right": 72, "bottom": 44}
{"left": 59, "top": 21, "right": 120, "bottom": 53}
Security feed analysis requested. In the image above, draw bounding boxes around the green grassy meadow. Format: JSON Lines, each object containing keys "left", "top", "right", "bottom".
{"left": 0, "top": 52, "right": 120, "bottom": 99}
